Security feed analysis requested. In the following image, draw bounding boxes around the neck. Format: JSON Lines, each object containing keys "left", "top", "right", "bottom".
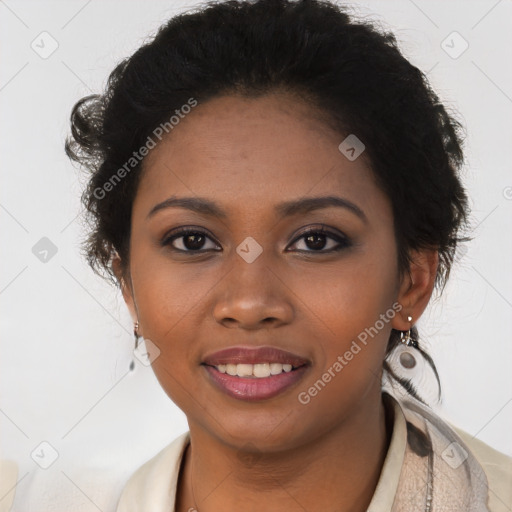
{"left": 176, "top": 392, "right": 393, "bottom": 512}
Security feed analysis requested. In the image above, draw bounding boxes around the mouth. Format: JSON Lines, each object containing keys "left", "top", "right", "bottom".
{"left": 201, "top": 346, "right": 310, "bottom": 401}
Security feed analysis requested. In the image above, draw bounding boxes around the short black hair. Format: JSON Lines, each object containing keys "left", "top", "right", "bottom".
{"left": 65, "top": 0, "right": 470, "bottom": 405}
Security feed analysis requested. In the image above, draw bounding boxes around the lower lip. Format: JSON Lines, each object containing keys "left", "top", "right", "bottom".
{"left": 202, "top": 365, "right": 309, "bottom": 401}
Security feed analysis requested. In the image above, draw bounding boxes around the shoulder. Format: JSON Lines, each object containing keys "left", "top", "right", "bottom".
{"left": 450, "top": 423, "right": 512, "bottom": 512}
{"left": 116, "top": 431, "right": 190, "bottom": 512}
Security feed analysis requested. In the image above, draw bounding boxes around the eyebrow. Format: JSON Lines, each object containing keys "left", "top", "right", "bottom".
{"left": 147, "top": 195, "right": 367, "bottom": 223}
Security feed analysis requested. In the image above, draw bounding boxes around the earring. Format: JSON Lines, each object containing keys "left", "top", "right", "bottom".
{"left": 384, "top": 315, "right": 433, "bottom": 402}
{"left": 399, "top": 315, "right": 418, "bottom": 369}
{"left": 129, "top": 321, "right": 140, "bottom": 372}
{"left": 134, "top": 321, "right": 140, "bottom": 350}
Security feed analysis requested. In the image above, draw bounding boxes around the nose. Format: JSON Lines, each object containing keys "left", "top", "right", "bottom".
{"left": 212, "top": 255, "right": 294, "bottom": 330}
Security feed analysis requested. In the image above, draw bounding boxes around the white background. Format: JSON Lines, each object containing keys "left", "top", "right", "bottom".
{"left": 1, "top": 0, "right": 511, "bottom": 510}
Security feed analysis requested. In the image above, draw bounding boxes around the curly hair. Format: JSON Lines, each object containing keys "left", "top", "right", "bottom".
{"left": 65, "top": 0, "right": 469, "bottom": 405}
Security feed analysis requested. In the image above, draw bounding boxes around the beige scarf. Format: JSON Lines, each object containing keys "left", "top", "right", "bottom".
{"left": 391, "top": 392, "right": 490, "bottom": 511}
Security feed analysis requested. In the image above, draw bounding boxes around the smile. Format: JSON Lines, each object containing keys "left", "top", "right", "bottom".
{"left": 202, "top": 363, "right": 309, "bottom": 401}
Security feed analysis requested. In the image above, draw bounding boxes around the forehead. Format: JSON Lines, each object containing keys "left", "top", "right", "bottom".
{"left": 135, "top": 93, "right": 389, "bottom": 222}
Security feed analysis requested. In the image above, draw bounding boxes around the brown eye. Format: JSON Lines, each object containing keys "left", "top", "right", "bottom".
{"left": 288, "top": 227, "right": 351, "bottom": 253}
{"left": 162, "top": 228, "right": 221, "bottom": 252}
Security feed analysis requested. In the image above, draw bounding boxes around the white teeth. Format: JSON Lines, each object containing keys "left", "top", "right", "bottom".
{"left": 214, "top": 362, "right": 296, "bottom": 378}
{"left": 253, "top": 363, "right": 270, "bottom": 378}
{"left": 236, "top": 364, "right": 253, "bottom": 377}
{"left": 270, "top": 363, "right": 283, "bottom": 375}
{"left": 226, "top": 364, "right": 237, "bottom": 376}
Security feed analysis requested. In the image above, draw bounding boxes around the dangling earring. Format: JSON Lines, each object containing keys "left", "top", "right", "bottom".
{"left": 129, "top": 321, "right": 140, "bottom": 371}
{"left": 384, "top": 315, "right": 434, "bottom": 402}
{"left": 398, "top": 315, "right": 418, "bottom": 369}
{"left": 133, "top": 321, "right": 140, "bottom": 350}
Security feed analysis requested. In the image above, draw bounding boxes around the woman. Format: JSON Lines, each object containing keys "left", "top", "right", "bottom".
{"left": 64, "top": 0, "right": 512, "bottom": 510}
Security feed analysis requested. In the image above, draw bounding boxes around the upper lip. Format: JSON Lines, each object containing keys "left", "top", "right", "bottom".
{"left": 202, "top": 346, "right": 310, "bottom": 367}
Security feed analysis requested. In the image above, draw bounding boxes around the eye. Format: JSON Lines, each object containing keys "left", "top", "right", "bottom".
{"left": 288, "top": 226, "right": 351, "bottom": 253}
{"left": 161, "top": 227, "right": 221, "bottom": 252}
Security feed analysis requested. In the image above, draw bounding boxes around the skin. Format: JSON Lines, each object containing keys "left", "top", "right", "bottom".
{"left": 113, "top": 92, "right": 438, "bottom": 512}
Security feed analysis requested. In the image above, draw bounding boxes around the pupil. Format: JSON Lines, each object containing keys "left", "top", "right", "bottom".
{"left": 185, "top": 233, "right": 205, "bottom": 250}
{"left": 305, "top": 233, "right": 326, "bottom": 250}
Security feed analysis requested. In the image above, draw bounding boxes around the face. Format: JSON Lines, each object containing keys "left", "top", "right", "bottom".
{"left": 118, "top": 92, "right": 420, "bottom": 452}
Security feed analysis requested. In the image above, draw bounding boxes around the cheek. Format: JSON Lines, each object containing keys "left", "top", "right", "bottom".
{"left": 130, "top": 247, "right": 208, "bottom": 407}
{"left": 129, "top": 244, "right": 206, "bottom": 349}
{"left": 292, "top": 274, "right": 398, "bottom": 430}
{"left": 293, "top": 242, "right": 399, "bottom": 374}
{"left": 297, "top": 243, "right": 398, "bottom": 326}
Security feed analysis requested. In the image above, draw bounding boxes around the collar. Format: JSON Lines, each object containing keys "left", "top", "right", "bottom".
{"left": 366, "top": 392, "right": 408, "bottom": 511}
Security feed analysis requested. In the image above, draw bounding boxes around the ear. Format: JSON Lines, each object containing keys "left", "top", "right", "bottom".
{"left": 112, "top": 254, "right": 138, "bottom": 325}
{"left": 392, "top": 249, "right": 438, "bottom": 330}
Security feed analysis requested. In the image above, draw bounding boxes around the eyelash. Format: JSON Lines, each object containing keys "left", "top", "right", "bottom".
{"left": 160, "top": 225, "right": 352, "bottom": 254}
